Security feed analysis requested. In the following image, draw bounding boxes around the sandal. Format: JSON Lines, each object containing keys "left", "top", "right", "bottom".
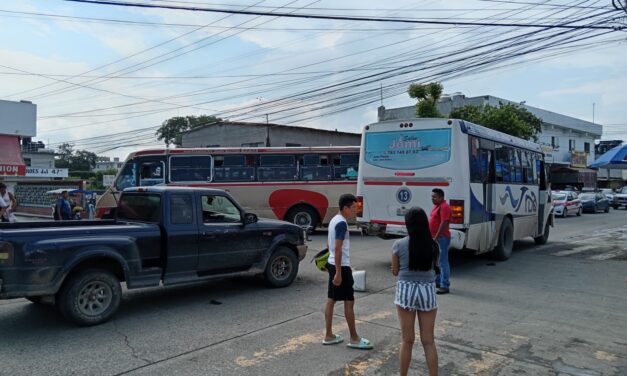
{"left": 322, "top": 334, "right": 343, "bottom": 345}
{"left": 347, "top": 338, "right": 373, "bottom": 350}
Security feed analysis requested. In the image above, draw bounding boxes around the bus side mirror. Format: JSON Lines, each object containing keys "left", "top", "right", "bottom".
{"left": 244, "top": 212, "right": 258, "bottom": 225}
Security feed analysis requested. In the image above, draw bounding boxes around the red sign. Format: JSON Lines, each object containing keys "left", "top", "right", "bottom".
{"left": 0, "top": 164, "right": 26, "bottom": 176}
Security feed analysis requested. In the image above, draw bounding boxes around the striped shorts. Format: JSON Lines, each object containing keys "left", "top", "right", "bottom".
{"left": 394, "top": 280, "right": 438, "bottom": 312}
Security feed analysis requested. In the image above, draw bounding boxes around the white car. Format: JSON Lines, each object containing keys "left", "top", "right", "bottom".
{"left": 552, "top": 191, "right": 582, "bottom": 217}
{"left": 614, "top": 186, "right": 627, "bottom": 209}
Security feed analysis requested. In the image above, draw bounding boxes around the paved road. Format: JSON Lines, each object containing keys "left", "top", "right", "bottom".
{"left": 1, "top": 210, "right": 626, "bottom": 375}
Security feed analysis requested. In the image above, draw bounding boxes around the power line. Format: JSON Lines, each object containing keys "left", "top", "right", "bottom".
{"left": 62, "top": 0, "right": 625, "bottom": 30}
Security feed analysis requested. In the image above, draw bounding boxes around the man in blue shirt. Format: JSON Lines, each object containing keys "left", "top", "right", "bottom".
{"left": 55, "top": 191, "right": 72, "bottom": 220}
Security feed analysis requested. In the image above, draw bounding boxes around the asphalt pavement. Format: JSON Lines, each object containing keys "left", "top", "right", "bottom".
{"left": 1, "top": 209, "right": 626, "bottom": 375}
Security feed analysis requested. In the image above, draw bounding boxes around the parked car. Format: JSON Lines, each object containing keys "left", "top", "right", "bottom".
{"left": 579, "top": 192, "right": 610, "bottom": 213}
{"left": 599, "top": 188, "right": 616, "bottom": 207}
{"left": 613, "top": 186, "right": 627, "bottom": 209}
{"left": 552, "top": 191, "right": 582, "bottom": 217}
{"left": 0, "top": 186, "right": 308, "bottom": 326}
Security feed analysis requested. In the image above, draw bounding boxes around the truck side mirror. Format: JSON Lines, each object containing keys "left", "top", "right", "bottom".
{"left": 243, "top": 212, "right": 258, "bottom": 225}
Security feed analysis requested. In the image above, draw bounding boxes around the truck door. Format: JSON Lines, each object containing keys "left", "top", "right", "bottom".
{"left": 163, "top": 193, "right": 200, "bottom": 285}
{"left": 196, "top": 193, "right": 261, "bottom": 274}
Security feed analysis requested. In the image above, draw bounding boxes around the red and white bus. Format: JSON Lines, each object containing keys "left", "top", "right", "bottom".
{"left": 96, "top": 146, "right": 360, "bottom": 228}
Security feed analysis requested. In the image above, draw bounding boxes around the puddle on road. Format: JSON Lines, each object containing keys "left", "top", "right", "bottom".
{"left": 546, "top": 226, "right": 627, "bottom": 261}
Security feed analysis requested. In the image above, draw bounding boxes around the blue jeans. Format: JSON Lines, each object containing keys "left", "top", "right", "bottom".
{"left": 436, "top": 236, "right": 451, "bottom": 289}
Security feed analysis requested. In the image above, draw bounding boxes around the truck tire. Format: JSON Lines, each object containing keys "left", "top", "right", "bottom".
{"left": 264, "top": 247, "right": 299, "bottom": 288}
{"left": 534, "top": 222, "right": 550, "bottom": 245}
{"left": 493, "top": 218, "right": 513, "bottom": 261}
{"left": 285, "top": 205, "right": 320, "bottom": 230}
{"left": 57, "top": 268, "right": 122, "bottom": 326}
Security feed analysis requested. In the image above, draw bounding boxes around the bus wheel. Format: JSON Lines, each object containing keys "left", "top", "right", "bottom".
{"left": 286, "top": 205, "right": 320, "bottom": 229}
{"left": 534, "top": 222, "right": 550, "bottom": 245}
{"left": 493, "top": 218, "right": 513, "bottom": 261}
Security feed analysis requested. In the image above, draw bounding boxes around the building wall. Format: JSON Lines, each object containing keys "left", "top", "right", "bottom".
{"left": 181, "top": 123, "right": 360, "bottom": 148}
{"left": 22, "top": 151, "right": 55, "bottom": 169}
{"left": 378, "top": 94, "right": 602, "bottom": 167}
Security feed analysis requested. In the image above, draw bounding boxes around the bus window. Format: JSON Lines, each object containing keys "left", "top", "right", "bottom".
{"left": 469, "top": 137, "right": 482, "bottom": 182}
{"left": 115, "top": 161, "right": 137, "bottom": 190}
{"left": 511, "top": 150, "right": 523, "bottom": 183}
{"left": 333, "top": 153, "right": 359, "bottom": 180}
{"left": 170, "top": 156, "right": 212, "bottom": 183}
{"left": 300, "top": 154, "right": 331, "bottom": 181}
{"left": 258, "top": 154, "right": 297, "bottom": 181}
{"left": 495, "top": 144, "right": 508, "bottom": 182}
{"left": 214, "top": 155, "right": 255, "bottom": 182}
{"left": 140, "top": 161, "right": 165, "bottom": 186}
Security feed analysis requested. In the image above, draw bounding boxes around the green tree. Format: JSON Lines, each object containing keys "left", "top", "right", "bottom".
{"left": 55, "top": 143, "right": 74, "bottom": 169}
{"left": 55, "top": 143, "right": 98, "bottom": 171}
{"left": 156, "top": 115, "right": 222, "bottom": 146}
{"left": 408, "top": 82, "right": 443, "bottom": 118}
{"left": 450, "top": 102, "right": 543, "bottom": 141}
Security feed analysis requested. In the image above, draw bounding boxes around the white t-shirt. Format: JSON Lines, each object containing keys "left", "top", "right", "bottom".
{"left": 327, "top": 214, "right": 350, "bottom": 267}
{"left": 0, "top": 195, "right": 7, "bottom": 208}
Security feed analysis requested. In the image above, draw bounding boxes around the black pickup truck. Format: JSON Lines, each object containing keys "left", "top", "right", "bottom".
{"left": 0, "top": 186, "right": 307, "bottom": 326}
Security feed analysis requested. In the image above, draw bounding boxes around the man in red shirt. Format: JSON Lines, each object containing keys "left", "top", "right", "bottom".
{"left": 430, "top": 188, "right": 452, "bottom": 294}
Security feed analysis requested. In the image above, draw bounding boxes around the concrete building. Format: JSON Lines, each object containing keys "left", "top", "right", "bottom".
{"left": 94, "top": 156, "right": 124, "bottom": 172}
{"left": 378, "top": 93, "right": 603, "bottom": 189}
{"left": 181, "top": 121, "right": 360, "bottom": 148}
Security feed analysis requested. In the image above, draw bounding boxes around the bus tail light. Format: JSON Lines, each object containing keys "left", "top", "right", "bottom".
{"left": 356, "top": 196, "right": 364, "bottom": 217}
{"left": 450, "top": 199, "right": 464, "bottom": 224}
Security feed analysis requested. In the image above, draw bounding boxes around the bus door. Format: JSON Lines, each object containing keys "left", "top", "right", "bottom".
{"left": 481, "top": 149, "right": 496, "bottom": 252}
{"left": 537, "top": 159, "right": 549, "bottom": 234}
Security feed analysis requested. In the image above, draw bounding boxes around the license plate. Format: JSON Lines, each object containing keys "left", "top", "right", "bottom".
{"left": 396, "top": 207, "right": 408, "bottom": 216}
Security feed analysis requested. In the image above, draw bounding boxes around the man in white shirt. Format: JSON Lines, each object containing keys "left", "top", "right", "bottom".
{"left": 322, "top": 193, "right": 373, "bottom": 350}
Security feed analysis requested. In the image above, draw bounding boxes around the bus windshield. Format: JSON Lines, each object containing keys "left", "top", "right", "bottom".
{"left": 115, "top": 161, "right": 136, "bottom": 191}
{"left": 364, "top": 129, "right": 451, "bottom": 170}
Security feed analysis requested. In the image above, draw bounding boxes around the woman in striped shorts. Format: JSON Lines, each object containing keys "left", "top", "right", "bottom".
{"left": 391, "top": 207, "right": 440, "bottom": 376}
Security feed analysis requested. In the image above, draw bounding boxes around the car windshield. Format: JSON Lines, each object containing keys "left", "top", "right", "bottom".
{"left": 579, "top": 193, "right": 595, "bottom": 199}
{"left": 552, "top": 193, "right": 566, "bottom": 201}
{"left": 620, "top": 187, "right": 627, "bottom": 194}
{"left": 600, "top": 189, "right": 612, "bottom": 194}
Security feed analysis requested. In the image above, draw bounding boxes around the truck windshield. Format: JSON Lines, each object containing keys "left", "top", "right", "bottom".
{"left": 117, "top": 194, "right": 162, "bottom": 223}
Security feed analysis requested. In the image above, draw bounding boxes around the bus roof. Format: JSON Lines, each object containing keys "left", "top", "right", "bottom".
{"left": 126, "top": 145, "right": 360, "bottom": 159}
{"left": 365, "top": 118, "right": 542, "bottom": 153}
{"left": 460, "top": 120, "right": 542, "bottom": 153}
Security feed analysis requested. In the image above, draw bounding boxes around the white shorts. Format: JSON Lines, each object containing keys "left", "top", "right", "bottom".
{"left": 394, "top": 280, "right": 438, "bottom": 312}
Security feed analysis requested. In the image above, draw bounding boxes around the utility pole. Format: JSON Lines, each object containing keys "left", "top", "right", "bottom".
{"left": 592, "top": 102, "right": 595, "bottom": 124}
{"left": 265, "top": 114, "right": 270, "bottom": 147}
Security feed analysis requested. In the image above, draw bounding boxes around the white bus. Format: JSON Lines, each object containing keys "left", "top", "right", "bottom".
{"left": 357, "top": 118, "right": 553, "bottom": 260}
{"left": 96, "top": 146, "right": 360, "bottom": 229}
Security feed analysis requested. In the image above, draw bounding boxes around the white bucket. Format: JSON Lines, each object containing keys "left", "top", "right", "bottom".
{"left": 352, "top": 270, "right": 366, "bottom": 292}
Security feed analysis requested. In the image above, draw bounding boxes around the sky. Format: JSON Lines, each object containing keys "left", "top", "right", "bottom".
{"left": 1, "top": 0, "right": 626, "bottom": 160}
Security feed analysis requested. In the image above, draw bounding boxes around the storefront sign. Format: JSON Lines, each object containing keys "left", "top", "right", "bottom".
{"left": 25, "top": 168, "right": 69, "bottom": 178}
{"left": 0, "top": 164, "right": 26, "bottom": 176}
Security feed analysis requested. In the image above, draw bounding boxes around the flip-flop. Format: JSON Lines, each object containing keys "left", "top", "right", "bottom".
{"left": 322, "top": 334, "right": 343, "bottom": 345}
{"left": 347, "top": 338, "right": 373, "bottom": 350}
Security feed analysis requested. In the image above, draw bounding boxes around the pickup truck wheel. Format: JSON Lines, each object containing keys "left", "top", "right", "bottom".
{"left": 265, "top": 247, "right": 299, "bottom": 288}
{"left": 57, "top": 268, "right": 122, "bottom": 326}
